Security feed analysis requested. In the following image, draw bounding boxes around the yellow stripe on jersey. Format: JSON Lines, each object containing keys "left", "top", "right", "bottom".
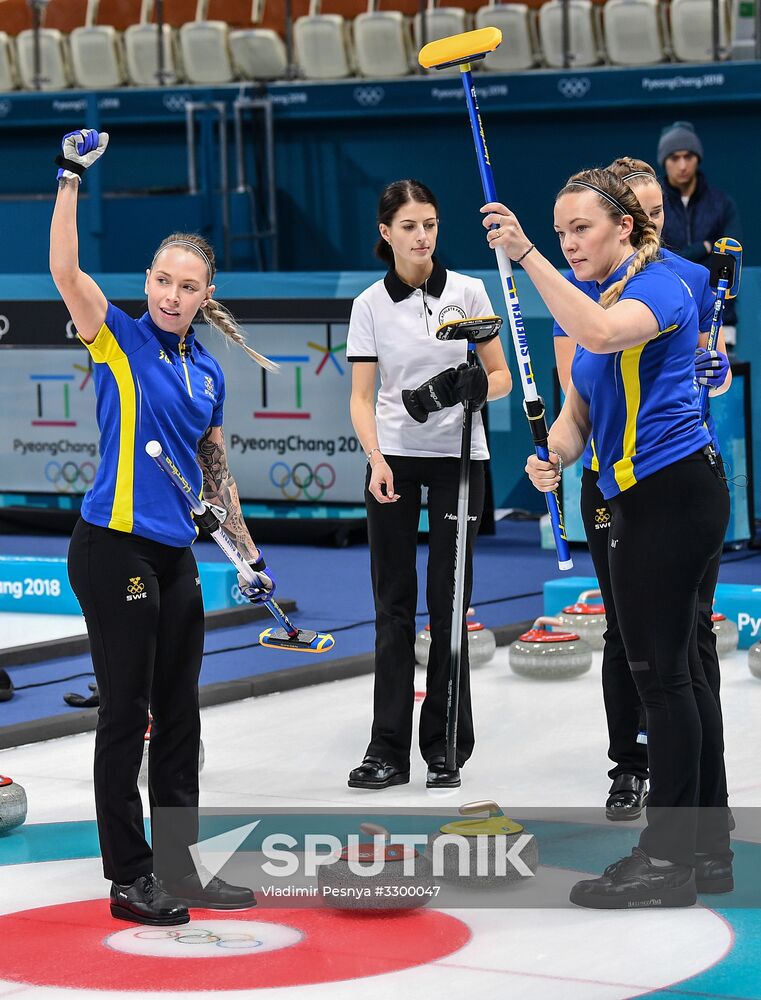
{"left": 590, "top": 438, "right": 599, "bottom": 473}
{"left": 82, "top": 323, "right": 136, "bottom": 532}
{"left": 612, "top": 343, "right": 646, "bottom": 493}
{"left": 658, "top": 323, "right": 678, "bottom": 337}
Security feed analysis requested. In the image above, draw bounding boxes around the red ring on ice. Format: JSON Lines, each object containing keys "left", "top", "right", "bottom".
{"left": 0, "top": 900, "right": 470, "bottom": 991}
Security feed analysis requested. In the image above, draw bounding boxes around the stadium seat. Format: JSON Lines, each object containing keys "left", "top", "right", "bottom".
{"left": 0, "top": 33, "right": 19, "bottom": 90}
{"left": 603, "top": 0, "right": 666, "bottom": 65}
{"left": 476, "top": 3, "right": 538, "bottom": 72}
{"left": 226, "top": 0, "right": 288, "bottom": 81}
{"left": 670, "top": 0, "right": 730, "bottom": 62}
{"left": 414, "top": 3, "right": 469, "bottom": 73}
{"left": 538, "top": 0, "right": 600, "bottom": 68}
{"left": 125, "top": 0, "right": 194, "bottom": 85}
{"left": 354, "top": 1, "right": 413, "bottom": 78}
{"left": 180, "top": 20, "right": 233, "bottom": 82}
{"left": 70, "top": 0, "right": 130, "bottom": 88}
{"left": 17, "top": 29, "right": 72, "bottom": 89}
{"left": 294, "top": 0, "right": 353, "bottom": 79}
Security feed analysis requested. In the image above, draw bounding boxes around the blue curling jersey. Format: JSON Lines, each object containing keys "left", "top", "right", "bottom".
{"left": 569, "top": 259, "right": 711, "bottom": 500}
{"left": 80, "top": 303, "right": 225, "bottom": 547}
{"left": 554, "top": 248, "right": 720, "bottom": 469}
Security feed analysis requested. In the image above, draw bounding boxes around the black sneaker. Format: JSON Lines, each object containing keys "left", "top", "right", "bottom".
{"left": 348, "top": 757, "right": 410, "bottom": 789}
{"left": 696, "top": 854, "right": 734, "bottom": 894}
{"left": 570, "top": 848, "right": 697, "bottom": 909}
{"left": 426, "top": 756, "right": 461, "bottom": 789}
{"left": 110, "top": 874, "right": 189, "bottom": 925}
{"left": 163, "top": 868, "right": 256, "bottom": 910}
{"left": 605, "top": 774, "right": 648, "bottom": 821}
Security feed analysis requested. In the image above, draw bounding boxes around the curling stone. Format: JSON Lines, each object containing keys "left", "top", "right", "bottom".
{"left": 318, "top": 822, "right": 433, "bottom": 911}
{"left": 138, "top": 718, "right": 205, "bottom": 787}
{"left": 509, "top": 617, "right": 592, "bottom": 679}
{"left": 555, "top": 590, "right": 606, "bottom": 650}
{"left": 749, "top": 642, "right": 761, "bottom": 680}
{"left": 427, "top": 800, "right": 539, "bottom": 886}
{"left": 712, "top": 613, "right": 739, "bottom": 657}
{"left": 0, "top": 776, "right": 27, "bottom": 833}
{"left": 414, "top": 612, "right": 497, "bottom": 668}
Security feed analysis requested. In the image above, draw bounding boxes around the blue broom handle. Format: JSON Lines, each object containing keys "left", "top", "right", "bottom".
{"left": 460, "top": 67, "right": 572, "bottom": 571}
{"left": 697, "top": 277, "right": 728, "bottom": 423}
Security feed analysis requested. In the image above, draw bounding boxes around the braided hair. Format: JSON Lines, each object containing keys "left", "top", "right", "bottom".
{"left": 151, "top": 233, "right": 278, "bottom": 371}
{"left": 557, "top": 168, "right": 661, "bottom": 308}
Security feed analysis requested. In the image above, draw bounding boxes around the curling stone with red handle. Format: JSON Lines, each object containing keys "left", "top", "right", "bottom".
{"left": 509, "top": 617, "right": 592, "bottom": 679}
{"left": 712, "top": 612, "right": 738, "bottom": 657}
{"left": 555, "top": 590, "right": 606, "bottom": 650}
{"left": 318, "top": 822, "right": 433, "bottom": 910}
{"left": 0, "top": 776, "right": 27, "bottom": 833}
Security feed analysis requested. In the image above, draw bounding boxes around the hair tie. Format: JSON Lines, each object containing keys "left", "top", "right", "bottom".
{"left": 151, "top": 240, "right": 214, "bottom": 279}
{"left": 567, "top": 180, "right": 629, "bottom": 216}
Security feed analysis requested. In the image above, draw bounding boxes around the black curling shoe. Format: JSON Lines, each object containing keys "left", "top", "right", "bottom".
{"left": 696, "top": 854, "right": 734, "bottom": 894}
{"left": 605, "top": 774, "right": 648, "bottom": 821}
{"left": 569, "top": 848, "right": 697, "bottom": 909}
{"left": 426, "top": 756, "right": 461, "bottom": 789}
{"left": 110, "top": 874, "right": 189, "bottom": 925}
{"left": 348, "top": 757, "right": 410, "bottom": 789}
{"left": 163, "top": 869, "right": 256, "bottom": 909}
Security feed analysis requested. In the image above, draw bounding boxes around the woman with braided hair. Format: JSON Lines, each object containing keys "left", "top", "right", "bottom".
{"left": 51, "top": 128, "right": 275, "bottom": 925}
{"left": 483, "top": 168, "right": 731, "bottom": 909}
{"left": 554, "top": 157, "right": 733, "bottom": 834}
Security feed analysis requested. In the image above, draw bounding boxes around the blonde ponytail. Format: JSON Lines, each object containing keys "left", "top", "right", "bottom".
{"left": 201, "top": 298, "right": 279, "bottom": 371}
{"left": 599, "top": 229, "right": 661, "bottom": 308}
{"left": 150, "top": 231, "right": 278, "bottom": 372}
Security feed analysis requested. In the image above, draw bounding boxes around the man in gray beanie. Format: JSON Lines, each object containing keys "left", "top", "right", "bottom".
{"left": 658, "top": 120, "right": 741, "bottom": 336}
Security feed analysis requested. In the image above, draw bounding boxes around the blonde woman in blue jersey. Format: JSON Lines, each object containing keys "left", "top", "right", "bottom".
{"left": 50, "top": 129, "right": 275, "bottom": 926}
{"left": 483, "top": 168, "right": 731, "bottom": 910}
{"left": 554, "top": 157, "right": 732, "bottom": 826}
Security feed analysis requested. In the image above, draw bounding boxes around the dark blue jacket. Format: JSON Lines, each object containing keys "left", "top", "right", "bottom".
{"left": 660, "top": 171, "right": 742, "bottom": 266}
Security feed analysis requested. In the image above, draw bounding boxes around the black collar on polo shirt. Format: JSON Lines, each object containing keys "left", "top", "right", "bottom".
{"left": 383, "top": 258, "right": 447, "bottom": 303}
{"left": 140, "top": 311, "right": 197, "bottom": 358}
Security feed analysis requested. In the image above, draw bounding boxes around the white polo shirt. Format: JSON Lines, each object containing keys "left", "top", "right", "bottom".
{"left": 346, "top": 261, "right": 493, "bottom": 459}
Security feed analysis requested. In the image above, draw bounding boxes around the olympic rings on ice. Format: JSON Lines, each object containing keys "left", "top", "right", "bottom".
{"left": 269, "top": 461, "right": 336, "bottom": 501}
{"left": 44, "top": 460, "right": 97, "bottom": 492}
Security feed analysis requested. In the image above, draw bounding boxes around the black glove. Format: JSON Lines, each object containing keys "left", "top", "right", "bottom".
{"left": 401, "top": 367, "right": 459, "bottom": 424}
{"left": 454, "top": 362, "right": 488, "bottom": 411}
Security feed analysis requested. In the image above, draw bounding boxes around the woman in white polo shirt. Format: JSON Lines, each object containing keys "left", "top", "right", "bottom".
{"left": 346, "top": 179, "right": 511, "bottom": 790}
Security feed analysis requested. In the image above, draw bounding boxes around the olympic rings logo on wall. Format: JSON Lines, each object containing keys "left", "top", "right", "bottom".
{"left": 133, "top": 929, "right": 264, "bottom": 950}
{"left": 44, "top": 460, "right": 97, "bottom": 493}
{"left": 557, "top": 76, "right": 591, "bottom": 99}
{"left": 269, "top": 461, "right": 336, "bottom": 501}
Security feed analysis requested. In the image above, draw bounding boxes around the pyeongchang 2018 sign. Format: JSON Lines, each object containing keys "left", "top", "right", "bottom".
{"left": 0, "top": 315, "right": 363, "bottom": 504}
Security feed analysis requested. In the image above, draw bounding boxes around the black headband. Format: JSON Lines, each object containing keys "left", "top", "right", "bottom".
{"left": 567, "top": 180, "right": 630, "bottom": 216}
{"left": 622, "top": 170, "right": 656, "bottom": 183}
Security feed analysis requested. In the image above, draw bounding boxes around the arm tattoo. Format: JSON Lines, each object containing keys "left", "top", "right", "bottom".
{"left": 197, "top": 426, "right": 258, "bottom": 561}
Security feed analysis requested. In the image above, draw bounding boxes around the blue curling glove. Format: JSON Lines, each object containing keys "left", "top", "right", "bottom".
{"left": 56, "top": 128, "right": 109, "bottom": 182}
{"left": 237, "top": 553, "right": 275, "bottom": 605}
{"left": 695, "top": 348, "right": 730, "bottom": 390}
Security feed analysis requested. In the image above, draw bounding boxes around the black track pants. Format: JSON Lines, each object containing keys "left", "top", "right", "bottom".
{"left": 581, "top": 461, "right": 725, "bottom": 781}
{"left": 606, "top": 452, "right": 730, "bottom": 865}
{"left": 68, "top": 519, "right": 204, "bottom": 884}
{"left": 364, "top": 456, "right": 485, "bottom": 769}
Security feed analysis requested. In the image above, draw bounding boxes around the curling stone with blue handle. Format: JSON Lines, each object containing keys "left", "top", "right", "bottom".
{"left": 509, "top": 617, "right": 592, "bottom": 679}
